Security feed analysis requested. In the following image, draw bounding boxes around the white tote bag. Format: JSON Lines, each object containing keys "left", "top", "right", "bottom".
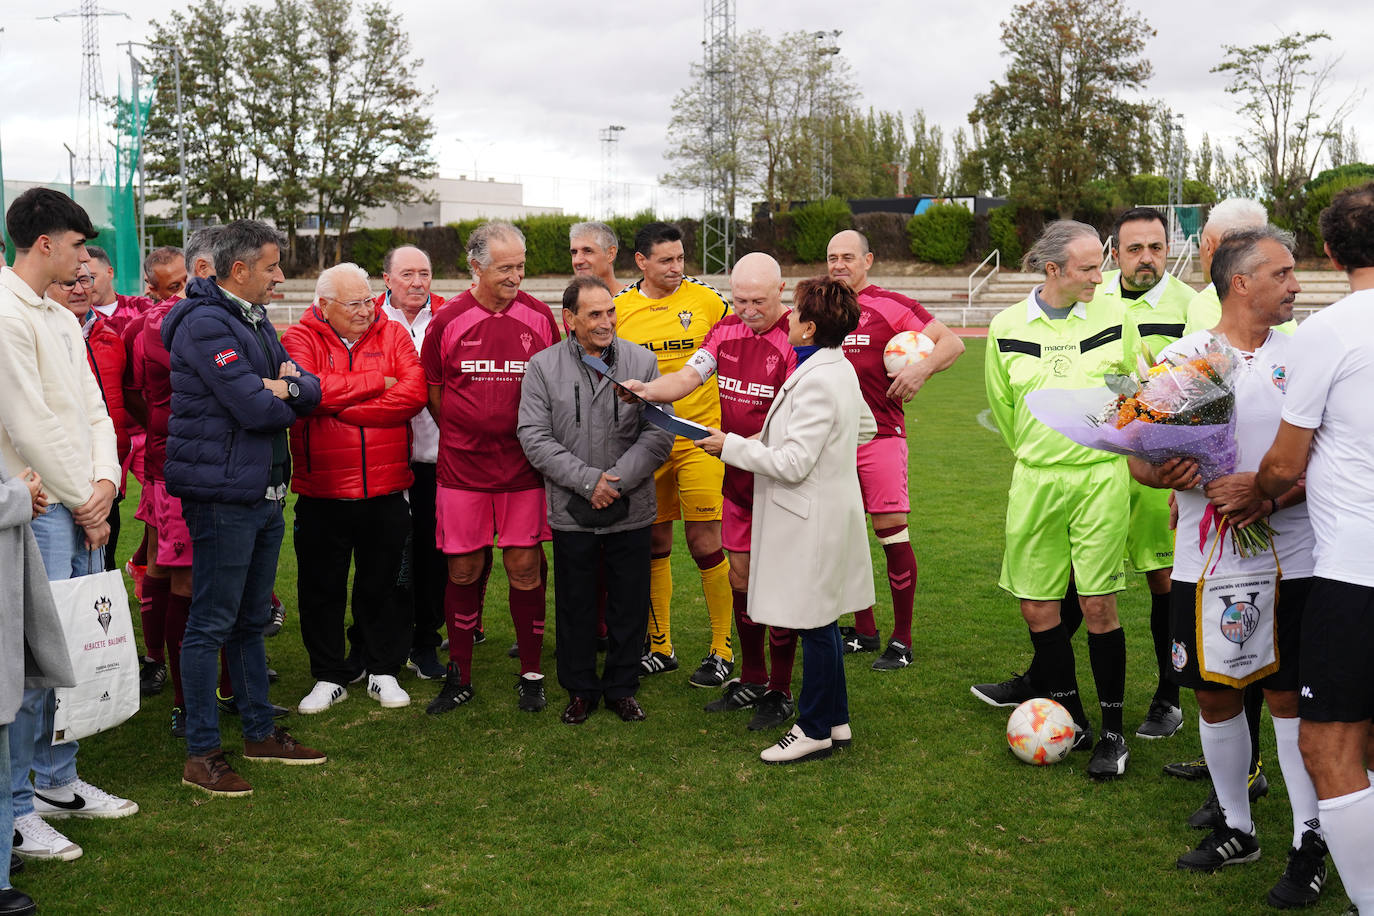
{"left": 47, "top": 568, "right": 140, "bottom": 744}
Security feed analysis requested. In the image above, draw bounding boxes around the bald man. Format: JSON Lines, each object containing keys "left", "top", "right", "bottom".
{"left": 624, "top": 253, "right": 801, "bottom": 731}
{"left": 826, "top": 229, "right": 964, "bottom": 669}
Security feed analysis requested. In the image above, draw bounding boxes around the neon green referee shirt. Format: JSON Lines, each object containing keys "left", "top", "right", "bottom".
{"left": 1093, "top": 269, "right": 1195, "bottom": 362}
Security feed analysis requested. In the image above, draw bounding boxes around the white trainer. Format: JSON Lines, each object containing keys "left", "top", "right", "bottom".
{"left": 760, "top": 724, "right": 833, "bottom": 765}
{"left": 298, "top": 681, "right": 347, "bottom": 714}
{"left": 367, "top": 674, "right": 411, "bottom": 709}
{"left": 830, "top": 723, "right": 853, "bottom": 748}
{"left": 32, "top": 778, "right": 138, "bottom": 820}
{"left": 12, "top": 812, "right": 83, "bottom": 861}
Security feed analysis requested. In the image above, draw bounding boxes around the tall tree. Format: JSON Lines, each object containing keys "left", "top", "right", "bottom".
{"left": 1212, "top": 31, "right": 1360, "bottom": 226}
{"left": 963, "top": 0, "right": 1155, "bottom": 217}
{"left": 904, "top": 110, "right": 946, "bottom": 196}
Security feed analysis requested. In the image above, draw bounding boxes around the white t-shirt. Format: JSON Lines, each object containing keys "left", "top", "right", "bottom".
{"left": 1163, "top": 331, "right": 1315, "bottom": 582}
{"left": 1281, "top": 288, "right": 1374, "bottom": 587}
{"left": 382, "top": 295, "right": 440, "bottom": 464}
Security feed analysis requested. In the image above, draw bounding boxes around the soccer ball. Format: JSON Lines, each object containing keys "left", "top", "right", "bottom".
{"left": 882, "top": 330, "right": 935, "bottom": 375}
{"left": 1006, "top": 698, "right": 1077, "bottom": 765}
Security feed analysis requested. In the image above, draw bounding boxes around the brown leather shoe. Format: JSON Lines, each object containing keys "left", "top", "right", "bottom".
{"left": 561, "top": 696, "right": 593, "bottom": 725}
{"left": 608, "top": 696, "right": 646, "bottom": 722}
{"left": 242, "top": 727, "right": 326, "bottom": 765}
{"left": 182, "top": 750, "right": 253, "bottom": 797}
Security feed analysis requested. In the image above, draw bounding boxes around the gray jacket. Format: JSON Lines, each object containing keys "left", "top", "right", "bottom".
{"left": 0, "top": 474, "right": 77, "bottom": 727}
{"left": 518, "top": 336, "right": 675, "bottom": 533}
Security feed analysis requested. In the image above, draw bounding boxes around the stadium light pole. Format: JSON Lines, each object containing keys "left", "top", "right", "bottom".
{"left": 63, "top": 144, "right": 76, "bottom": 197}
{"left": 454, "top": 137, "right": 495, "bottom": 181}
{"left": 120, "top": 40, "right": 188, "bottom": 248}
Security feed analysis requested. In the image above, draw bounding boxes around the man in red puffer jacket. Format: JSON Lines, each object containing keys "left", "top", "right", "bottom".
{"left": 282, "top": 263, "right": 428, "bottom": 715}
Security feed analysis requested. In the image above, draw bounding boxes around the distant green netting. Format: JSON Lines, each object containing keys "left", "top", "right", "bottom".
{"left": 109, "top": 69, "right": 156, "bottom": 295}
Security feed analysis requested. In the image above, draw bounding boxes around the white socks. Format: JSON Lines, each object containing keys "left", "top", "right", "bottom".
{"left": 1199, "top": 710, "right": 1253, "bottom": 834}
{"left": 1271, "top": 716, "right": 1321, "bottom": 849}
{"left": 1319, "top": 784, "right": 1374, "bottom": 912}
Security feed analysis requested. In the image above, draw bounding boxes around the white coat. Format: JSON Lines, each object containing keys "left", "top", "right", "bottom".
{"left": 721, "top": 347, "right": 876, "bottom": 630}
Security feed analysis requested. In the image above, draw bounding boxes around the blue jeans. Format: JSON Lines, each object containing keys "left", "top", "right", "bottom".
{"left": 10, "top": 506, "right": 101, "bottom": 817}
{"left": 1, "top": 722, "right": 11, "bottom": 889}
{"left": 797, "top": 622, "right": 849, "bottom": 740}
{"left": 180, "top": 498, "right": 284, "bottom": 756}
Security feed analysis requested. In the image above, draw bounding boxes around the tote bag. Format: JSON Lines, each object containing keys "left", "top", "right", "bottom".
{"left": 47, "top": 568, "right": 140, "bottom": 744}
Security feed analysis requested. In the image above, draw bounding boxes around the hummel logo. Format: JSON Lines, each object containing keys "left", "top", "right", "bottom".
{"left": 1301, "top": 686, "right": 1314, "bottom": 699}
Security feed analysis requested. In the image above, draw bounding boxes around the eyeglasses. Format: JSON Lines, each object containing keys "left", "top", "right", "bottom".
{"left": 59, "top": 275, "right": 95, "bottom": 290}
{"left": 327, "top": 297, "right": 374, "bottom": 312}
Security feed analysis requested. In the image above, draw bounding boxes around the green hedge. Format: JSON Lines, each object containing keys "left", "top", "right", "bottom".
{"left": 1302, "top": 163, "right": 1374, "bottom": 252}
{"left": 987, "top": 205, "right": 1022, "bottom": 264}
{"left": 775, "top": 198, "right": 852, "bottom": 263}
{"left": 907, "top": 204, "right": 973, "bottom": 265}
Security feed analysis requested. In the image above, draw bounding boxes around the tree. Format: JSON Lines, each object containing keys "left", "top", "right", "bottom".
{"left": 904, "top": 110, "right": 947, "bottom": 196}
{"left": 1211, "top": 31, "right": 1361, "bottom": 227}
{"left": 963, "top": 0, "right": 1156, "bottom": 217}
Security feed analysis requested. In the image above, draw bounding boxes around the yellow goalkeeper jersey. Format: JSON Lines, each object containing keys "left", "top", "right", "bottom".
{"left": 615, "top": 276, "right": 729, "bottom": 426}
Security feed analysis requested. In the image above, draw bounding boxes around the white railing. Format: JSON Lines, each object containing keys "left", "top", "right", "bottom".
{"left": 965, "top": 249, "right": 1000, "bottom": 327}
{"left": 1170, "top": 234, "right": 1198, "bottom": 278}
{"left": 1100, "top": 236, "right": 1114, "bottom": 272}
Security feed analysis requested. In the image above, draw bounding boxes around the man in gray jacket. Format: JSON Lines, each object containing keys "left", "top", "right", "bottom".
{"left": 518, "top": 277, "right": 674, "bottom": 725}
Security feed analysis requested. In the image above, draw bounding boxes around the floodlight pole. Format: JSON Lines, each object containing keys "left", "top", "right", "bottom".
{"left": 63, "top": 144, "right": 76, "bottom": 197}
{"left": 121, "top": 40, "right": 188, "bottom": 249}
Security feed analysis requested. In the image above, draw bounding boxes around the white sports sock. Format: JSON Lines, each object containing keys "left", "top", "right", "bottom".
{"left": 1272, "top": 716, "right": 1320, "bottom": 849}
{"left": 1318, "top": 785, "right": 1374, "bottom": 912}
{"left": 1199, "top": 710, "right": 1253, "bottom": 834}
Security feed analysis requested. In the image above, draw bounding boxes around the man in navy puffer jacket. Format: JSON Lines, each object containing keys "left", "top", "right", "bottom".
{"left": 163, "top": 220, "right": 325, "bottom": 797}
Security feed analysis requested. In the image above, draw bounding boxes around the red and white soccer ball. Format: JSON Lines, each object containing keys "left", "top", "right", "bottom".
{"left": 882, "top": 330, "right": 935, "bottom": 375}
{"left": 1006, "top": 698, "right": 1077, "bottom": 766}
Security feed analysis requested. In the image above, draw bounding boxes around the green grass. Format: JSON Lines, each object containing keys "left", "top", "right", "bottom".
{"left": 22, "top": 339, "right": 1350, "bottom": 914}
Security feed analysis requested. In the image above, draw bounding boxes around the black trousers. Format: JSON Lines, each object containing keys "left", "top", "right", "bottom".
{"left": 553, "top": 526, "right": 651, "bottom": 703}
{"left": 104, "top": 493, "right": 123, "bottom": 572}
{"left": 295, "top": 492, "right": 412, "bottom": 682}
{"left": 406, "top": 462, "right": 447, "bottom": 652}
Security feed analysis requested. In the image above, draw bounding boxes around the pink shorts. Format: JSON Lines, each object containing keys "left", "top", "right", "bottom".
{"left": 435, "top": 486, "right": 551, "bottom": 556}
{"left": 128, "top": 433, "right": 146, "bottom": 485}
{"left": 857, "top": 436, "right": 910, "bottom": 515}
{"left": 151, "top": 480, "right": 193, "bottom": 567}
{"left": 722, "top": 497, "right": 753, "bottom": 554}
{"left": 135, "top": 478, "right": 156, "bottom": 525}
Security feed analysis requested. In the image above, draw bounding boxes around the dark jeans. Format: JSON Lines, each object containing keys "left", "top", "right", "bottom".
{"left": 797, "top": 622, "right": 849, "bottom": 739}
{"left": 553, "top": 526, "right": 651, "bottom": 703}
{"left": 181, "top": 497, "right": 284, "bottom": 756}
{"left": 104, "top": 493, "right": 123, "bottom": 572}
{"left": 295, "top": 492, "right": 412, "bottom": 682}
{"left": 406, "top": 462, "right": 446, "bottom": 652}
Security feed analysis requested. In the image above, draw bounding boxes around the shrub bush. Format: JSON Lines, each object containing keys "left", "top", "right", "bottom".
{"left": 987, "top": 205, "right": 1023, "bottom": 264}
{"left": 853, "top": 212, "right": 910, "bottom": 264}
{"left": 778, "top": 197, "right": 852, "bottom": 263}
{"left": 1301, "top": 163, "right": 1374, "bottom": 252}
{"left": 907, "top": 203, "right": 973, "bottom": 265}
{"left": 348, "top": 228, "right": 408, "bottom": 275}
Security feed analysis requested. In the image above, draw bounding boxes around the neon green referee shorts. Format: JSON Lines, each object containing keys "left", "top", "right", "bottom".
{"left": 999, "top": 459, "right": 1129, "bottom": 600}
{"left": 1125, "top": 477, "right": 1174, "bottom": 573}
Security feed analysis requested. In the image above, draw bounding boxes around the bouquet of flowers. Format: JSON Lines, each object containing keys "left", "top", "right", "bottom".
{"left": 1025, "top": 336, "right": 1275, "bottom": 557}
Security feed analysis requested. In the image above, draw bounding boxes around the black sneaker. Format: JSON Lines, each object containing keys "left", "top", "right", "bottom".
{"left": 516, "top": 676, "right": 546, "bottom": 712}
{"left": 426, "top": 664, "right": 475, "bottom": 716}
{"left": 1176, "top": 824, "right": 1261, "bottom": 872}
{"left": 640, "top": 651, "right": 679, "bottom": 676}
{"left": 1135, "top": 698, "right": 1183, "bottom": 739}
{"left": 871, "top": 639, "right": 912, "bottom": 670}
{"left": 1163, "top": 754, "right": 1210, "bottom": 780}
{"left": 970, "top": 672, "right": 1035, "bottom": 708}
{"left": 746, "top": 690, "right": 796, "bottom": 731}
{"left": 1267, "top": 829, "right": 1328, "bottom": 908}
{"left": 217, "top": 690, "right": 289, "bottom": 719}
{"left": 1189, "top": 762, "right": 1269, "bottom": 829}
{"left": 473, "top": 628, "right": 486, "bottom": 646}
{"left": 139, "top": 657, "right": 167, "bottom": 697}
{"left": 688, "top": 653, "right": 733, "bottom": 688}
{"left": 704, "top": 679, "right": 767, "bottom": 712}
{"left": 407, "top": 648, "right": 446, "bottom": 680}
{"left": 839, "top": 626, "right": 880, "bottom": 654}
{"left": 263, "top": 594, "right": 286, "bottom": 638}
{"left": 170, "top": 706, "right": 186, "bottom": 738}
{"left": 506, "top": 642, "right": 519, "bottom": 659}
{"left": 1086, "top": 730, "right": 1129, "bottom": 780}
{"left": 1071, "top": 722, "right": 1094, "bottom": 752}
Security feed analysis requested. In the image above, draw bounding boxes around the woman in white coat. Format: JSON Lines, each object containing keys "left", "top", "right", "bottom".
{"left": 696, "top": 277, "right": 875, "bottom": 763}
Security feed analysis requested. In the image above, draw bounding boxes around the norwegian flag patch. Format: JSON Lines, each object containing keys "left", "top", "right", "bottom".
{"left": 214, "top": 349, "right": 239, "bottom": 367}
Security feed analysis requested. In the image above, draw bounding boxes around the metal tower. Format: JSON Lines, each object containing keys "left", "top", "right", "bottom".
{"left": 1165, "top": 115, "right": 1186, "bottom": 246}
{"left": 599, "top": 125, "right": 624, "bottom": 219}
{"left": 700, "top": 0, "right": 735, "bottom": 276}
{"left": 812, "top": 31, "right": 841, "bottom": 199}
{"left": 52, "top": 0, "right": 129, "bottom": 184}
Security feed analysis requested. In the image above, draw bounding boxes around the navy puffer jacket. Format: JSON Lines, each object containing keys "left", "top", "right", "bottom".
{"left": 162, "top": 277, "right": 321, "bottom": 504}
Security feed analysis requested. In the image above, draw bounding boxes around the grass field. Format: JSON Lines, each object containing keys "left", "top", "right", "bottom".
{"left": 17, "top": 338, "right": 1352, "bottom": 915}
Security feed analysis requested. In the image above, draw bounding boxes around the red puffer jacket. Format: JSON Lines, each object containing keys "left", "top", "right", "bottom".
{"left": 84, "top": 313, "right": 131, "bottom": 463}
{"left": 282, "top": 304, "right": 427, "bottom": 499}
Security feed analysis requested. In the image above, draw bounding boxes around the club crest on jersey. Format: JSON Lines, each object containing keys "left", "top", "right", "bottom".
{"left": 520, "top": 332, "right": 533, "bottom": 353}
{"left": 1218, "top": 592, "right": 1261, "bottom": 646}
{"left": 1272, "top": 365, "right": 1287, "bottom": 392}
{"left": 213, "top": 349, "right": 239, "bottom": 367}
{"left": 856, "top": 309, "right": 871, "bottom": 328}
{"left": 1049, "top": 355, "right": 1071, "bottom": 377}
{"left": 765, "top": 353, "right": 779, "bottom": 376}
{"left": 677, "top": 310, "right": 692, "bottom": 330}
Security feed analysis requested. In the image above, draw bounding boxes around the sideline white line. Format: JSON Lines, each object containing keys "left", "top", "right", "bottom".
{"left": 976, "top": 409, "right": 1000, "bottom": 434}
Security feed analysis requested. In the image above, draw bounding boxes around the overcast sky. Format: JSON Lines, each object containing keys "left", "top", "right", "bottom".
{"left": 1, "top": 0, "right": 1370, "bottom": 217}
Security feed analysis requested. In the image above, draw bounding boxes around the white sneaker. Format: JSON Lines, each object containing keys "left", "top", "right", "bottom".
{"left": 760, "top": 724, "right": 833, "bottom": 765}
{"left": 298, "top": 681, "right": 347, "bottom": 714}
{"left": 830, "top": 723, "right": 853, "bottom": 748}
{"left": 12, "top": 812, "right": 83, "bottom": 860}
{"left": 32, "top": 778, "right": 138, "bottom": 820}
{"left": 367, "top": 674, "right": 411, "bottom": 708}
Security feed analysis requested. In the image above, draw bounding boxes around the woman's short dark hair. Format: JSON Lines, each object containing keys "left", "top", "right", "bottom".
{"left": 793, "top": 276, "right": 860, "bottom": 348}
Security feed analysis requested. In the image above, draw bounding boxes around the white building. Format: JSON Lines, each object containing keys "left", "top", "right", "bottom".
{"left": 355, "top": 176, "right": 562, "bottom": 229}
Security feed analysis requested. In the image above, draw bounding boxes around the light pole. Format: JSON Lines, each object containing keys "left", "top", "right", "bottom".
{"left": 63, "top": 144, "right": 76, "bottom": 197}
{"left": 120, "top": 41, "right": 188, "bottom": 249}
{"left": 811, "top": 30, "right": 841, "bottom": 199}
{"left": 454, "top": 137, "right": 496, "bottom": 181}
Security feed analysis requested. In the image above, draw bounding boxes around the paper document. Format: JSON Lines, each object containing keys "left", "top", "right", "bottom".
{"left": 581, "top": 354, "right": 712, "bottom": 440}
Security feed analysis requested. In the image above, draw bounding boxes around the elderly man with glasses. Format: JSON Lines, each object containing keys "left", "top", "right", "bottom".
{"left": 282, "top": 262, "right": 428, "bottom": 714}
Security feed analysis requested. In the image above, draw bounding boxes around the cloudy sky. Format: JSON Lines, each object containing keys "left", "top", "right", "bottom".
{"left": 1, "top": 0, "right": 1369, "bottom": 217}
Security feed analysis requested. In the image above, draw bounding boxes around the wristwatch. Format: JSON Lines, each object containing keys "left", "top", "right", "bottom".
{"left": 285, "top": 380, "right": 301, "bottom": 400}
